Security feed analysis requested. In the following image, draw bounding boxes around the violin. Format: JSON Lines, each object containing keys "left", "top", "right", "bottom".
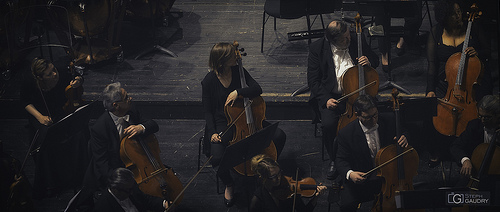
{"left": 433, "top": 4, "right": 483, "bottom": 136}
{"left": 271, "top": 175, "right": 327, "bottom": 201}
{"left": 120, "top": 134, "right": 184, "bottom": 205}
{"left": 337, "top": 13, "right": 379, "bottom": 133}
{"left": 223, "top": 41, "right": 277, "bottom": 176}
{"left": 371, "top": 89, "right": 421, "bottom": 212}
{"left": 63, "top": 61, "right": 84, "bottom": 114}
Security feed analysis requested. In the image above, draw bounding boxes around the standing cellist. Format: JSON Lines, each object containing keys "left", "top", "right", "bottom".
{"left": 201, "top": 42, "right": 286, "bottom": 208}
{"left": 425, "top": 0, "right": 493, "bottom": 167}
{"left": 307, "top": 20, "right": 379, "bottom": 181}
{"left": 335, "top": 95, "right": 408, "bottom": 211}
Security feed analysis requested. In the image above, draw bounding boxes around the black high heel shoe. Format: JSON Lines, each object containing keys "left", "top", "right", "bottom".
{"left": 396, "top": 43, "right": 406, "bottom": 56}
{"left": 223, "top": 186, "right": 235, "bottom": 207}
{"left": 428, "top": 159, "right": 440, "bottom": 168}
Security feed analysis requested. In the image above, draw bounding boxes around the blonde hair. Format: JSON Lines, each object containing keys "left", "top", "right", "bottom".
{"left": 31, "top": 57, "right": 50, "bottom": 80}
{"left": 251, "top": 154, "right": 279, "bottom": 179}
{"left": 208, "top": 43, "right": 235, "bottom": 75}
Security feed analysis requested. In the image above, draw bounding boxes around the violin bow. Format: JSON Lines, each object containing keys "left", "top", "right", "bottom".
{"left": 337, "top": 81, "right": 377, "bottom": 103}
{"left": 291, "top": 168, "right": 299, "bottom": 212}
{"left": 165, "top": 155, "right": 213, "bottom": 212}
{"left": 361, "top": 147, "right": 415, "bottom": 177}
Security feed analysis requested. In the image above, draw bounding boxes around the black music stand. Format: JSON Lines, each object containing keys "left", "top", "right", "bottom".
{"left": 31, "top": 102, "right": 94, "bottom": 197}
{"left": 134, "top": 0, "right": 178, "bottom": 59}
{"left": 34, "top": 101, "right": 95, "bottom": 154}
{"left": 357, "top": 0, "right": 414, "bottom": 94}
{"left": 217, "top": 122, "right": 279, "bottom": 176}
{"left": 217, "top": 122, "right": 278, "bottom": 208}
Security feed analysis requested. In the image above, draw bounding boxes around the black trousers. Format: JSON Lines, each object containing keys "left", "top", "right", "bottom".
{"left": 339, "top": 177, "right": 383, "bottom": 212}
{"left": 318, "top": 102, "right": 345, "bottom": 162}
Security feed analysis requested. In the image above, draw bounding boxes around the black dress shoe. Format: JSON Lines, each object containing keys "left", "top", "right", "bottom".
{"left": 382, "top": 65, "right": 390, "bottom": 73}
{"left": 428, "top": 159, "right": 440, "bottom": 168}
{"left": 224, "top": 196, "right": 235, "bottom": 207}
{"left": 326, "top": 161, "right": 338, "bottom": 180}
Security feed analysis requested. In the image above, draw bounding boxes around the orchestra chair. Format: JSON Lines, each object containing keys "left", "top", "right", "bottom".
{"left": 198, "top": 127, "right": 223, "bottom": 194}
{"left": 290, "top": 86, "right": 328, "bottom": 161}
{"left": 5, "top": 4, "right": 74, "bottom": 66}
{"left": 309, "top": 99, "right": 329, "bottom": 162}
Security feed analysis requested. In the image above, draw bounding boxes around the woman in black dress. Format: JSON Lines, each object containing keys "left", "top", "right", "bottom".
{"left": 201, "top": 43, "right": 286, "bottom": 207}
{"left": 425, "top": 0, "right": 492, "bottom": 166}
{"left": 20, "top": 57, "right": 83, "bottom": 198}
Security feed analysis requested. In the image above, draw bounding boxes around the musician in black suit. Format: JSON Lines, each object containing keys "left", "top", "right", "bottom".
{"left": 94, "top": 168, "right": 169, "bottom": 212}
{"left": 335, "top": 95, "right": 408, "bottom": 211}
{"left": 450, "top": 95, "right": 499, "bottom": 177}
{"left": 75, "top": 82, "right": 159, "bottom": 211}
{"left": 307, "top": 20, "right": 379, "bottom": 180}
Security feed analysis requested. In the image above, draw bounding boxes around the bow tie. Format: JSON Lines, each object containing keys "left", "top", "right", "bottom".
{"left": 118, "top": 115, "right": 130, "bottom": 124}
{"left": 333, "top": 48, "right": 347, "bottom": 54}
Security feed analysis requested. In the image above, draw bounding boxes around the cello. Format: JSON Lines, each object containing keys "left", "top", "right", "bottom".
{"left": 223, "top": 41, "right": 277, "bottom": 176}
{"left": 452, "top": 131, "right": 499, "bottom": 212}
{"left": 433, "top": 4, "right": 483, "bottom": 136}
{"left": 337, "top": 13, "right": 379, "bottom": 133}
{"left": 120, "top": 134, "right": 184, "bottom": 205}
{"left": 371, "top": 89, "right": 421, "bottom": 212}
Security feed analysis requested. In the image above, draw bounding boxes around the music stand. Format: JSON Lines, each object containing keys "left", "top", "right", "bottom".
{"left": 134, "top": 0, "right": 178, "bottom": 59}
{"left": 31, "top": 102, "right": 95, "bottom": 196}
{"left": 34, "top": 102, "right": 95, "bottom": 154}
{"left": 357, "top": 0, "right": 414, "bottom": 94}
{"left": 217, "top": 122, "right": 279, "bottom": 176}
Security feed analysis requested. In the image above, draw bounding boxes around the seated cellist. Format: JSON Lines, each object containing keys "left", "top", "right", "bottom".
{"left": 75, "top": 82, "right": 159, "bottom": 211}
{"left": 450, "top": 95, "right": 499, "bottom": 181}
{"left": 201, "top": 42, "right": 286, "bottom": 207}
{"left": 335, "top": 95, "right": 408, "bottom": 211}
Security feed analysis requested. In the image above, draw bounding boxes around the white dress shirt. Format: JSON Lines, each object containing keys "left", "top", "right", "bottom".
{"left": 461, "top": 127, "right": 496, "bottom": 165}
{"left": 346, "top": 121, "right": 380, "bottom": 180}
{"left": 330, "top": 43, "right": 354, "bottom": 94}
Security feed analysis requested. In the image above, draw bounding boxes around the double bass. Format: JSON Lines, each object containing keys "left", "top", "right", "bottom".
{"left": 433, "top": 4, "right": 483, "bottom": 136}
{"left": 224, "top": 41, "right": 277, "bottom": 176}
{"left": 120, "top": 134, "right": 184, "bottom": 205}
{"left": 372, "top": 89, "right": 421, "bottom": 212}
{"left": 337, "top": 13, "right": 379, "bottom": 133}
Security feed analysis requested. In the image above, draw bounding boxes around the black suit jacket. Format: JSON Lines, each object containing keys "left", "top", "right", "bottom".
{"left": 450, "top": 119, "right": 486, "bottom": 165}
{"left": 307, "top": 34, "right": 379, "bottom": 108}
{"left": 335, "top": 113, "right": 396, "bottom": 182}
{"left": 84, "top": 106, "right": 159, "bottom": 189}
{"left": 93, "top": 187, "right": 164, "bottom": 212}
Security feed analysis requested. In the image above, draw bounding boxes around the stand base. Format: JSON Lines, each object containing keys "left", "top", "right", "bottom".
{"left": 135, "top": 44, "right": 178, "bottom": 59}
{"left": 379, "top": 80, "right": 411, "bottom": 94}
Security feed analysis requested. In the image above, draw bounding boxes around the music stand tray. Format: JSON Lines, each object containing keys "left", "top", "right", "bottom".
{"left": 217, "top": 122, "right": 279, "bottom": 175}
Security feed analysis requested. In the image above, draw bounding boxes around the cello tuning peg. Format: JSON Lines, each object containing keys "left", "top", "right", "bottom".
{"left": 239, "top": 48, "right": 245, "bottom": 52}
{"left": 242, "top": 53, "right": 247, "bottom": 56}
